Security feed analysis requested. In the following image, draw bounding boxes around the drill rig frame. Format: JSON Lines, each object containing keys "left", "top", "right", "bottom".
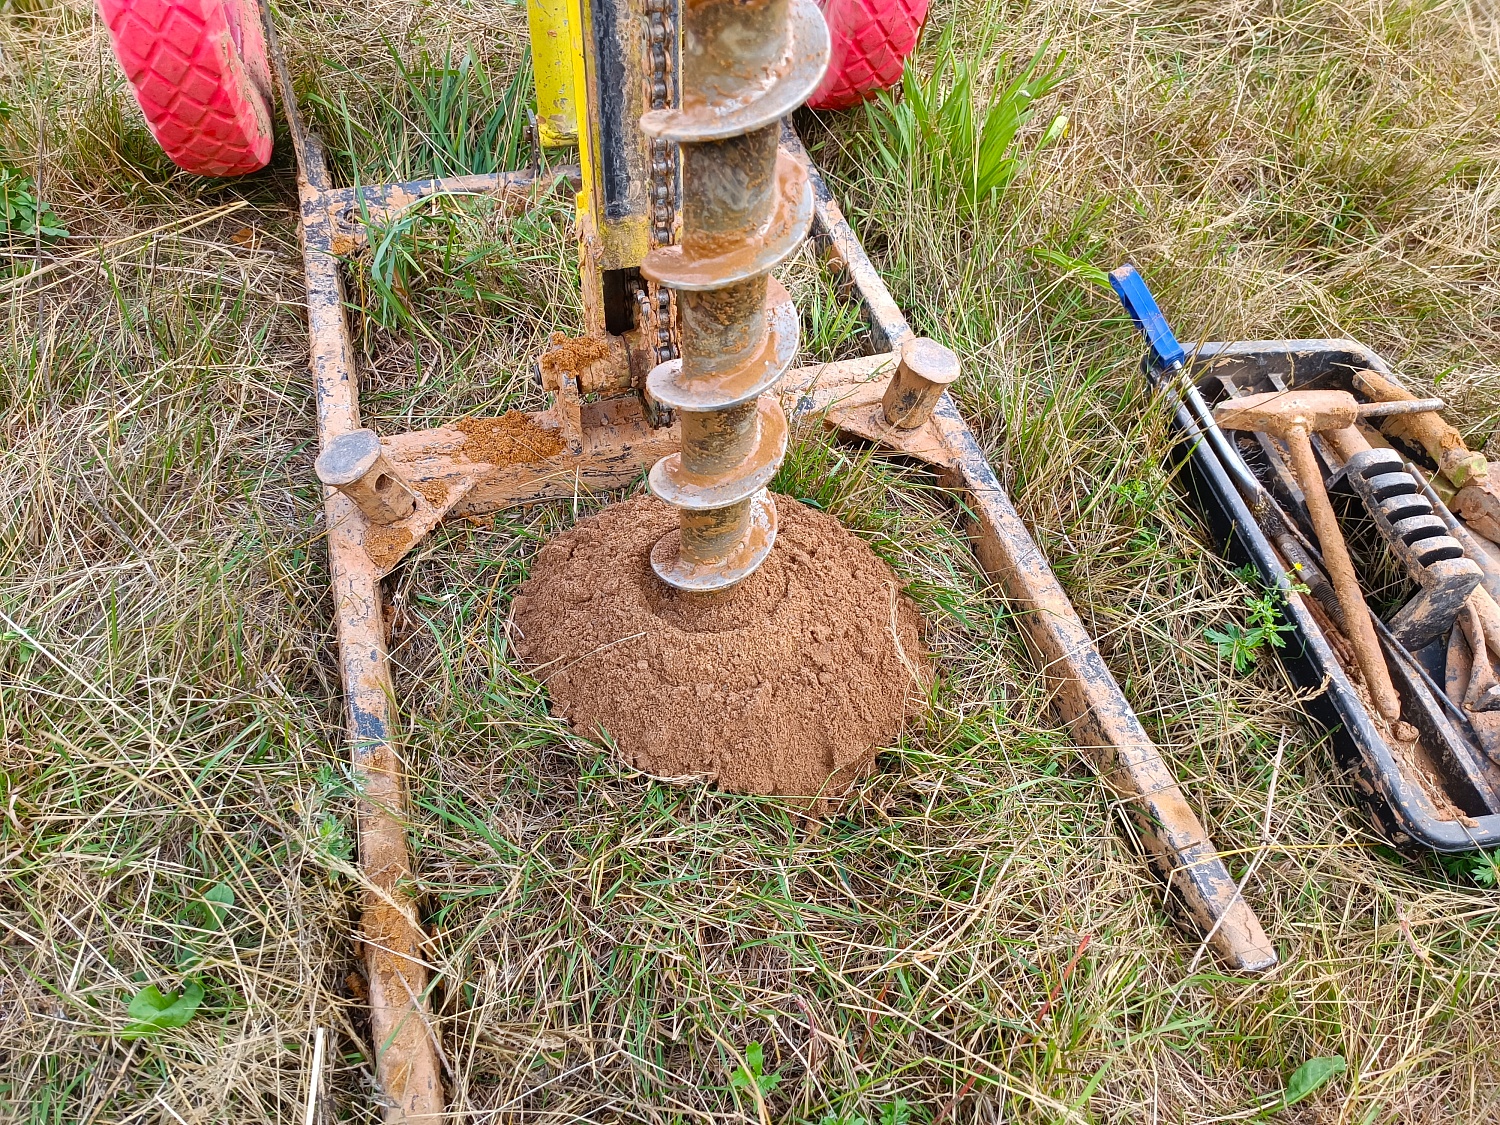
{"left": 263, "top": 2, "right": 1278, "bottom": 1117}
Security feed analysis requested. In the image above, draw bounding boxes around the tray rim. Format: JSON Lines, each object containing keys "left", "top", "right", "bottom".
{"left": 1165, "top": 338, "right": 1500, "bottom": 852}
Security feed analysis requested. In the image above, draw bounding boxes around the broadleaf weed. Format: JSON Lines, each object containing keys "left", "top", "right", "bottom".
{"left": 0, "top": 164, "right": 66, "bottom": 243}
{"left": 1206, "top": 566, "right": 1302, "bottom": 674}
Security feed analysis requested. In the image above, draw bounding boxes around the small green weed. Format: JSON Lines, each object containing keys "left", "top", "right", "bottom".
{"left": 0, "top": 164, "right": 66, "bottom": 242}
{"left": 312, "top": 810, "right": 354, "bottom": 867}
{"left": 863, "top": 28, "right": 1067, "bottom": 210}
{"left": 1205, "top": 565, "right": 1300, "bottom": 674}
{"left": 121, "top": 980, "right": 204, "bottom": 1040}
{"left": 1439, "top": 849, "right": 1500, "bottom": 887}
{"left": 819, "top": 1097, "right": 920, "bottom": 1125}
{"left": 728, "top": 1041, "right": 780, "bottom": 1098}
{"left": 172, "top": 882, "right": 236, "bottom": 969}
{"left": 1254, "top": 1055, "right": 1346, "bottom": 1117}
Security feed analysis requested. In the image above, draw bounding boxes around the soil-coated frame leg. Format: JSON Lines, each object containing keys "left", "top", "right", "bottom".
{"left": 795, "top": 129, "right": 1277, "bottom": 973}
{"left": 268, "top": 10, "right": 446, "bottom": 1117}
{"left": 297, "top": 139, "right": 444, "bottom": 1122}
{"left": 933, "top": 402, "right": 1277, "bottom": 971}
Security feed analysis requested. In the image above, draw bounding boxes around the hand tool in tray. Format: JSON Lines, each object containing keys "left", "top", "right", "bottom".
{"left": 1110, "top": 264, "right": 1500, "bottom": 851}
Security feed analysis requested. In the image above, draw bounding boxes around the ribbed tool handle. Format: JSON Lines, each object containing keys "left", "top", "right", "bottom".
{"left": 1110, "top": 263, "right": 1186, "bottom": 370}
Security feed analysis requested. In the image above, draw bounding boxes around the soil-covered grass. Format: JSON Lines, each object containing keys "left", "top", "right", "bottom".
{"left": 2, "top": 0, "right": 1498, "bottom": 1121}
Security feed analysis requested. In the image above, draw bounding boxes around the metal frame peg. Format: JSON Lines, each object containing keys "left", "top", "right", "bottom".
{"left": 315, "top": 428, "right": 420, "bottom": 524}
{"left": 882, "top": 337, "right": 960, "bottom": 430}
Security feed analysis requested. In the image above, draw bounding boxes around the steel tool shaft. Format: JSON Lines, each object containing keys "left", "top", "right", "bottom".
{"left": 639, "top": 0, "right": 830, "bottom": 591}
{"left": 1110, "top": 266, "right": 1409, "bottom": 724}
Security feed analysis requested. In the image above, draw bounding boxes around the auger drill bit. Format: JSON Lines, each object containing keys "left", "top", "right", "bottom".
{"left": 639, "top": 0, "right": 830, "bottom": 592}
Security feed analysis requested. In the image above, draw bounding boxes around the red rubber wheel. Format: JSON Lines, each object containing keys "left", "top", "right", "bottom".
{"left": 99, "top": 0, "right": 274, "bottom": 177}
{"left": 809, "top": 0, "right": 929, "bottom": 111}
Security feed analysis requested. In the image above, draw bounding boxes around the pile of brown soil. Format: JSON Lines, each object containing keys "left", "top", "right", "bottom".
{"left": 457, "top": 411, "right": 564, "bottom": 466}
{"left": 510, "top": 494, "right": 929, "bottom": 802}
{"left": 364, "top": 526, "right": 413, "bottom": 571}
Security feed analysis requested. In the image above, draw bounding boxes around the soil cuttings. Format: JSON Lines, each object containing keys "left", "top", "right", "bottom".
{"left": 511, "top": 493, "right": 929, "bottom": 802}
{"left": 457, "top": 411, "right": 565, "bottom": 466}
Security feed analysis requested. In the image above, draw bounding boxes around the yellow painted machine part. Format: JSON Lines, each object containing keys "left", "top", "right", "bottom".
{"left": 568, "top": 0, "right": 594, "bottom": 224}
{"left": 527, "top": 0, "right": 580, "bottom": 146}
{"left": 534, "top": 0, "right": 650, "bottom": 333}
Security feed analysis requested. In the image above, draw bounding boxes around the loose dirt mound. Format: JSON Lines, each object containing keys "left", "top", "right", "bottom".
{"left": 511, "top": 493, "right": 928, "bottom": 801}
{"left": 457, "top": 411, "right": 565, "bottom": 465}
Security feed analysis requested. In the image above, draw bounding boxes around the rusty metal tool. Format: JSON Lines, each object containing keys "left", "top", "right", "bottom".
{"left": 1109, "top": 267, "right": 1354, "bottom": 629}
{"left": 1318, "top": 425, "right": 1482, "bottom": 650}
{"left": 1108, "top": 266, "right": 1405, "bottom": 724}
{"left": 1352, "top": 366, "right": 1500, "bottom": 549}
{"left": 1201, "top": 368, "right": 1480, "bottom": 654}
{"left": 1207, "top": 373, "right": 1476, "bottom": 729}
{"left": 774, "top": 243, "right": 1276, "bottom": 971}
{"left": 1357, "top": 397, "right": 1449, "bottom": 418}
{"left": 1457, "top": 601, "right": 1500, "bottom": 714}
{"left": 637, "top": 0, "right": 829, "bottom": 591}
{"left": 1447, "top": 599, "right": 1500, "bottom": 765}
{"left": 1409, "top": 461, "right": 1500, "bottom": 764}
{"left": 1202, "top": 374, "right": 1350, "bottom": 632}
{"left": 1211, "top": 389, "right": 1404, "bottom": 724}
{"left": 1410, "top": 461, "right": 1500, "bottom": 606}
{"left": 1454, "top": 473, "right": 1500, "bottom": 545}
{"left": 1352, "top": 367, "right": 1489, "bottom": 487}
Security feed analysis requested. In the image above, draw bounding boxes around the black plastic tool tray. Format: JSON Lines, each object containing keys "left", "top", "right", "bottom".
{"left": 1160, "top": 339, "right": 1500, "bottom": 851}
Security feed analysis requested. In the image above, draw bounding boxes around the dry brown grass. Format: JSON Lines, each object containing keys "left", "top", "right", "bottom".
{"left": 2, "top": 0, "right": 1499, "bottom": 1122}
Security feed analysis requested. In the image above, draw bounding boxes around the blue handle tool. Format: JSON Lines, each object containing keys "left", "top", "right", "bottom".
{"left": 1109, "top": 263, "right": 1186, "bottom": 370}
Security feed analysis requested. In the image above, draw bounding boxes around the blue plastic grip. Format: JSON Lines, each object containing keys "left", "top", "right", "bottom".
{"left": 1109, "top": 263, "right": 1186, "bottom": 370}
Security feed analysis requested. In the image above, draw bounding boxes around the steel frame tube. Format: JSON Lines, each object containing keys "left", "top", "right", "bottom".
{"left": 789, "top": 130, "right": 1277, "bottom": 972}
{"left": 266, "top": 13, "right": 444, "bottom": 1119}
{"left": 270, "top": 30, "right": 1281, "bottom": 1108}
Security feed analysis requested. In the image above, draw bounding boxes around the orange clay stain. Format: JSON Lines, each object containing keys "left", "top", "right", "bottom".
{"left": 413, "top": 479, "right": 448, "bottom": 504}
{"left": 364, "top": 526, "right": 414, "bottom": 572}
{"left": 541, "top": 330, "right": 615, "bottom": 371}
{"left": 456, "top": 411, "right": 566, "bottom": 467}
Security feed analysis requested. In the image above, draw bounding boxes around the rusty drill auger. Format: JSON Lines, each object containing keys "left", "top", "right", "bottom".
{"left": 639, "top": 0, "right": 830, "bottom": 591}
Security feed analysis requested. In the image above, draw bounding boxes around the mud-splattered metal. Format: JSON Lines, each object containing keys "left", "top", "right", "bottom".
{"left": 638, "top": 0, "right": 830, "bottom": 591}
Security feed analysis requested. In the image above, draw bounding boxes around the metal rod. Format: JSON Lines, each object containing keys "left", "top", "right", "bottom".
{"left": 638, "top": 0, "right": 830, "bottom": 591}
{"left": 1283, "top": 426, "right": 1403, "bottom": 722}
{"left": 1176, "top": 374, "right": 1471, "bottom": 735}
{"left": 1158, "top": 366, "right": 1270, "bottom": 507}
{"left": 924, "top": 396, "right": 1278, "bottom": 973}
{"left": 264, "top": 5, "right": 445, "bottom": 1117}
{"left": 1163, "top": 371, "right": 1362, "bottom": 632}
{"left": 787, "top": 122, "right": 915, "bottom": 352}
{"left": 1358, "top": 397, "right": 1446, "bottom": 418}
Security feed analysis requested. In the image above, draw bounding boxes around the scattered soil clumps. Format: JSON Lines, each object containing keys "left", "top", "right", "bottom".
{"left": 457, "top": 411, "right": 565, "bottom": 466}
{"left": 537, "top": 331, "right": 617, "bottom": 385}
{"left": 511, "top": 494, "right": 929, "bottom": 802}
{"left": 364, "top": 526, "right": 413, "bottom": 571}
{"left": 413, "top": 479, "right": 448, "bottom": 504}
